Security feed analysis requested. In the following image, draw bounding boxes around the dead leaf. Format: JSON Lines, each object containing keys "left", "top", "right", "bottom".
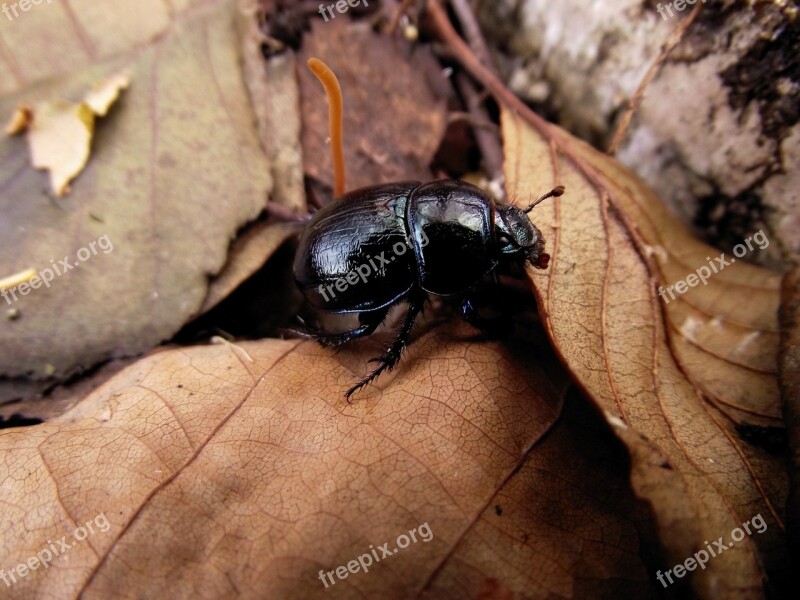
{"left": 18, "top": 70, "right": 132, "bottom": 197}
{"left": 20, "top": 97, "right": 99, "bottom": 196}
{"left": 0, "top": 0, "right": 271, "bottom": 381}
{"left": 200, "top": 221, "right": 299, "bottom": 314}
{"left": 0, "top": 357, "right": 135, "bottom": 425}
{"left": 778, "top": 266, "right": 800, "bottom": 559}
{"left": 237, "top": 0, "right": 306, "bottom": 212}
{"left": 4, "top": 105, "right": 32, "bottom": 134}
{"left": 84, "top": 71, "right": 131, "bottom": 116}
{"left": 502, "top": 108, "right": 788, "bottom": 597}
{"left": 298, "top": 19, "right": 447, "bottom": 192}
{"left": 0, "top": 321, "right": 663, "bottom": 598}
{"left": 0, "top": 0, "right": 205, "bottom": 96}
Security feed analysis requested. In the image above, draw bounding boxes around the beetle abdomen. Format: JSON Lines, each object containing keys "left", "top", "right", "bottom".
{"left": 294, "top": 182, "right": 420, "bottom": 312}
{"left": 406, "top": 180, "right": 497, "bottom": 295}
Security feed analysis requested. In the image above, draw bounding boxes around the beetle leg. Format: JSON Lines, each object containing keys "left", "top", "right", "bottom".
{"left": 303, "top": 308, "right": 389, "bottom": 348}
{"left": 345, "top": 292, "right": 425, "bottom": 400}
{"left": 460, "top": 298, "right": 513, "bottom": 336}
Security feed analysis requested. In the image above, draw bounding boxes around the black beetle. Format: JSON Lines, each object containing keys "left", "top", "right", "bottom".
{"left": 293, "top": 57, "right": 562, "bottom": 398}
{"left": 293, "top": 179, "right": 562, "bottom": 398}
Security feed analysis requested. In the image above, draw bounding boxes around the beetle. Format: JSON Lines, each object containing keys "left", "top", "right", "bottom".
{"left": 294, "top": 58, "right": 563, "bottom": 398}
{"left": 294, "top": 179, "right": 562, "bottom": 397}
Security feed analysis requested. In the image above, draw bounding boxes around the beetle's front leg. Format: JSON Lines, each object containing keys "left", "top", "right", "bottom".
{"left": 345, "top": 291, "right": 425, "bottom": 400}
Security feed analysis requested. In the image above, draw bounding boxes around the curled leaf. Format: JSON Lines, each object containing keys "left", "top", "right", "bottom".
{"left": 502, "top": 108, "right": 787, "bottom": 597}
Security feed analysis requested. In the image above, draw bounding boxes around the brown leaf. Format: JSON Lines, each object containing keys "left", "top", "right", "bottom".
{"left": 502, "top": 109, "right": 787, "bottom": 597}
{"left": 298, "top": 18, "right": 447, "bottom": 192}
{"left": 237, "top": 0, "right": 306, "bottom": 212}
{"left": 0, "top": 322, "right": 662, "bottom": 598}
{"left": 0, "top": 357, "right": 135, "bottom": 425}
{"left": 0, "top": 0, "right": 271, "bottom": 380}
{"left": 0, "top": 0, "right": 203, "bottom": 95}
{"left": 200, "top": 221, "right": 299, "bottom": 314}
{"left": 778, "top": 266, "right": 800, "bottom": 560}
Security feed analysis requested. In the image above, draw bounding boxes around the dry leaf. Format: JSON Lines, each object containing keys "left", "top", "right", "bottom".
{"left": 0, "top": 0, "right": 206, "bottom": 96}
{"left": 778, "top": 266, "right": 800, "bottom": 559}
{"left": 0, "top": 0, "right": 272, "bottom": 381}
{"left": 502, "top": 108, "right": 787, "bottom": 597}
{"left": 83, "top": 71, "right": 131, "bottom": 116}
{"left": 0, "top": 322, "right": 664, "bottom": 598}
{"left": 237, "top": 0, "right": 306, "bottom": 212}
{"left": 6, "top": 70, "right": 130, "bottom": 196}
{"left": 298, "top": 19, "right": 447, "bottom": 192}
{"left": 26, "top": 100, "right": 96, "bottom": 196}
{"left": 200, "top": 221, "right": 300, "bottom": 314}
{"left": 4, "top": 105, "right": 32, "bottom": 135}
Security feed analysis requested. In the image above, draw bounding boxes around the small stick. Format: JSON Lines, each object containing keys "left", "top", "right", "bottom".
{"left": 307, "top": 57, "right": 346, "bottom": 197}
{"left": 446, "top": 111, "right": 498, "bottom": 131}
{"left": 450, "top": 0, "right": 494, "bottom": 69}
{"left": 455, "top": 73, "right": 505, "bottom": 190}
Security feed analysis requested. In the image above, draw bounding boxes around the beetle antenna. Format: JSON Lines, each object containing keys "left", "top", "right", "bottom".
{"left": 308, "top": 57, "right": 346, "bottom": 197}
{"left": 524, "top": 185, "right": 564, "bottom": 213}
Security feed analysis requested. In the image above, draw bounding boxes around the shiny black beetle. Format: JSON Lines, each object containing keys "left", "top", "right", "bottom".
{"left": 293, "top": 179, "right": 563, "bottom": 398}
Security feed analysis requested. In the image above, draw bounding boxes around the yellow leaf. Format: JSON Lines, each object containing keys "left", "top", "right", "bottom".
{"left": 4, "top": 104, "right": 32, "bottom": 135}
{"left": 27, "top": 100, "right": 95, "bottom": 197}
{"left": 84, "top": 70, "right": 131, "bottom": 116}
{"left": 7, "top": 70, "right": 131, "bottom": 196}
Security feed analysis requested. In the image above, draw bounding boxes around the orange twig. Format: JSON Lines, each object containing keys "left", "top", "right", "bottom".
{"left": 307, "top": 57, "right": 346, "bottom": 197}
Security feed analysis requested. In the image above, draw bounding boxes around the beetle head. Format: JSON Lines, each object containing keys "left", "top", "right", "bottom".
{"left": 494, "top": 206, "right": 550, "bottom": 269}
{"left": 494, "top": 186, "right": 562, "bottom": 269}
